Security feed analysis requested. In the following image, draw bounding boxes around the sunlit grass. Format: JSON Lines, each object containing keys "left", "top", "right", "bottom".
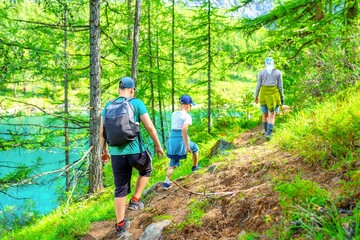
{"left": 271, "top": 82, "right": 360, "bottom": 168}
{"left": 177, "top": 198, "right": 209, "bottom": 230}
{"left": 4, "top": 190, "right": 114, "bottom": 240}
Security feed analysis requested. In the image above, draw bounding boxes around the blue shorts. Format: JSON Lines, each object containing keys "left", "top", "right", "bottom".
{"left": 169, "top": 141, "right": 198, "bottom": 167}
{"left": 260, "top": 105, "right": 279, "bottom": 114}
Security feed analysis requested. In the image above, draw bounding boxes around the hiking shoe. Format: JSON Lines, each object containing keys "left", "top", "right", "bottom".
{"left": 192, "top": 165, "right": 200, "bottom": 172}
{"left": 128, "top": 198, "right": 144, "bottom": 210}
{"left": 265, "top": 135, "right": 272, "bottom": 141}
{"left": 115, "top": 219, "right": 131, "bottom": 237}
{"left": 162, "top": 182, "right": 173, "bottom": 190}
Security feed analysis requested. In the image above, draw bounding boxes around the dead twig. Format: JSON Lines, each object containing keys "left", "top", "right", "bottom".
{"left": 172, "top": 180, "right": 267, "bottom": 198}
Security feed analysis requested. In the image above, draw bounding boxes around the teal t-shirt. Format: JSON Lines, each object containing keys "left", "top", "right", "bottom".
{"left": 101, "top": 97, "right": 148, "bottom": 155}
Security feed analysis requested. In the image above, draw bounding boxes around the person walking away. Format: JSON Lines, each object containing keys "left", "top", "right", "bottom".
{"left": 100, "top": 76, "right": 164, "bottom": 237}
{"left": 254, "top": 57, "right": 284, "bottom": 140}
{"left": 162, "top": 94, "right": 200, "bottom": 190}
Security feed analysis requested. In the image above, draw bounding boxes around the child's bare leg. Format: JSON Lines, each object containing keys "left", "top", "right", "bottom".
{"left": 192, "top": 152, "right": 198, "bottom": 167}
{"left": 165, "top": 166, "right": 175, "bottom": 181}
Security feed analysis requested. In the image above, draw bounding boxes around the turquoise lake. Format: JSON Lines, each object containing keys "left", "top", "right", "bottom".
{"left": 0, "top": 116, "right": 83, "bottom": 215}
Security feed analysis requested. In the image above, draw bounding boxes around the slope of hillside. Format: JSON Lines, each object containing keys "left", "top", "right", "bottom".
{"left": 81, "top": 123, "right": 350, "bottom": 239}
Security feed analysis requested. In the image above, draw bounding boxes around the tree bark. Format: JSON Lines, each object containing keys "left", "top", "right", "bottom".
{"left": 171, "top": 0, "right": 175, "bottom": 112}
{"left": 132, "top": 0, "right": 141, "bottom": 82}
{"left": 89, "top": 0, "right": 103, "bottom": 193}
{"left": 127, "top": 0, "right": 132, "bottom": 40}
{"left": 147, "top": 0, "right": 155, "bottom": 124}
{"left": 63, "top": 2, "right": 70, "bottom": 191}
{"left": 156, "top": 32, "right": 166, "bottom": 147}
{"left": 207, "top": 0, "right": 212, "bottom": 134}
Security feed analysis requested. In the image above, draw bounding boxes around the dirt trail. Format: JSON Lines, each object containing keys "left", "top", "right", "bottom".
{"left": 81, "top": 125, "right": 342, "bottom": 240}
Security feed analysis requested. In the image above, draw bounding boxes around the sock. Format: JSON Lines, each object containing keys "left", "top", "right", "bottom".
{"left": 116, "top": 219, "right": 125, "bottom": 227}
{"left": 262, "top": 122, "right": 267, "bottom": 132}
{"left": 164, "top": 179, "right": 170, "bottom": 184}
{"left": 131, "top": 196, "right": 140, "bottom": 202}
{"left": 266, "top": 123, "right": 274, "bottom": 136}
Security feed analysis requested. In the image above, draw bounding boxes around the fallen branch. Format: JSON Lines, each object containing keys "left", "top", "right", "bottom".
{"left": 1, "top": 146, "right": 93, "bottom": 190}
{"left": 172, "top": 180, "right": 267, "bottom": 198}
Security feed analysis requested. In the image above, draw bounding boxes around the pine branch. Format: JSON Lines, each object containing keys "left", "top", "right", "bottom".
{"left": 0, "top": 98, "right": 88, "bottom": 127}
{"left": 0, "top": 146, "right": 93, "bottom": 191}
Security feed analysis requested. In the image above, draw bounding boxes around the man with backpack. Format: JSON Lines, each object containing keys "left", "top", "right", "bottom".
{"left": 100, "top": 76, "right": 164, "bottom": 237}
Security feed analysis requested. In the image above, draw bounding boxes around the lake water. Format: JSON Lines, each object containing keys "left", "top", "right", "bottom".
{"left": 0, "top": 148, "right": 80, "bottom": 215}
{"left": 0, "top": 116, "right": 83, "bottom": 216}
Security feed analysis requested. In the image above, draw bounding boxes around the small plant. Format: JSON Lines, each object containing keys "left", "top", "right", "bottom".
{"left": 177, "top": 198, "right": 209, "bottom": 230}
{"left": 274, "top": 176, "right": 329, "bottom": 208}
{"left": 153, "top": 214, "right": 173, "bottom": 222}
{"left": 288, "top": 200, "right": 359, "bottom": 239}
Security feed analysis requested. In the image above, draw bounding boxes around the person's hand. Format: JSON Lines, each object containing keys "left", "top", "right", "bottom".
{"left": 101, "top": 150, "right": 110, "bottom": 163}
{"left": 281, "top": 96, "right": 284, "bottom": 106}
{"left": 155, "top": 146, "right": 164, "bottom": 158}
{"left": 186, "top": 146, "right": 192, "bottom": 153}
{"left": 254, "top": 97, "right": 259, "bottom": 104}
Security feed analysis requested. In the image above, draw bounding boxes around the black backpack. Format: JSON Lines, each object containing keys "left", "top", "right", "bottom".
{"left": 103, "top": 97, "right": 140, "bottom": 146}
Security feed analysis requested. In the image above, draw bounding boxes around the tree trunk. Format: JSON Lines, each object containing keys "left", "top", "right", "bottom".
{"left": 147, "top": 0, "right": 155, "bottom": 124}
{"left": 63, "top": 3, "right": 70, "bottom": 191}
{"left": 132, "top": 0, "right": 141, "bottom": 82}
{"left": 156, "top": 32, "right": 166, "bottom": 147}
{"left": 315, "top": 0, "right": 324, "bottom": 21}
{"left": 171, "top": 0, "right": 175, "bottom": 112}
{"left": 89, "top": 0, "right": 103, "bottom": 193}
{"left": 127, "top": 0, "right": 132, "bottom": 40}
{"left": 207, "top": 0, "right": 212, "bottom": 134}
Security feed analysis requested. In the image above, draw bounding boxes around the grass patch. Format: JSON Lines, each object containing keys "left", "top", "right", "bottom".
{"left": 272, "top": 83, "right": 360, "bottom": 169}
{"left": 177, "top": 198, "right": 210, "bottom": 230}
{"left": 273, "top": 176, "right": 359, "bottom": 239}
{"left": 275, "top": 176, "right": 330, "bottom": 208}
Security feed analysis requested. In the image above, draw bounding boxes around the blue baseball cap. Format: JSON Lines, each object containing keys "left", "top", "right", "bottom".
{"left": 119, "top": 76, "right": 138, "bottom": 91}
{"left": 180, "top": 94, "right": 196, "bottom": 106}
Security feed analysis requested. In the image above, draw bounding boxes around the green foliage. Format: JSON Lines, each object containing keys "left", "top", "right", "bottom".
{"left": 153, "top": 214, "right": 173, "bottom": 222}
{"left": 275, "top": 176, "right": 329, "bottom": 209}
{"left": 285, "top": 200, "right": 359, "bottom": 239}
{"left": 272, "top": 83, "right": 360, "bottom": 168}
{"left": 274, "top": 176, "right": 359, "bottom": 239}
{"left": 0, "top": 200, "right": 40, "bottom": 236}
{"left": 238, "top": 232, "right": 259, "bottom": 240}
{"left": 3, "top": 191, "right": 114, "bottom": 240}
{"left": 0, "top": 164, "right": 34, "bottom": 188}
{"left": 177, "top": 198, "right": 209, "bottom": 230}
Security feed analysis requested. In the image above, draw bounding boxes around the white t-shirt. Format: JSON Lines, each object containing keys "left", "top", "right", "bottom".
{"left": 171, "top": 110, "right": 192, "bottom": 130}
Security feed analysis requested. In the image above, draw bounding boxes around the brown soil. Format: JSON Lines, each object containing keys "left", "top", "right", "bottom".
{"left": 81, "top": 125, "right": 346, "bottom": 240}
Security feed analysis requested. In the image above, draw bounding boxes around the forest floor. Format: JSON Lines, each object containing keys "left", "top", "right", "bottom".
{"left": 81, "top": 124, "right": 345, "bottom": 240}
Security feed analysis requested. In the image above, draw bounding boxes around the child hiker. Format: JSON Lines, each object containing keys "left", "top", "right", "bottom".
{"left": 162, "top": 94, "right": 200, "bottom": 190}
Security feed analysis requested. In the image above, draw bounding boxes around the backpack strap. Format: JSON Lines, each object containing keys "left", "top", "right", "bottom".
{"left": 127, "top": 98, "right": 144, "bottom": 153}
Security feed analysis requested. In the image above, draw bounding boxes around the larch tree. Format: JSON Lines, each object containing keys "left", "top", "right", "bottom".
{"left": 62, "top": 0, "right": 71, "bottom": 191}
{"left": 132, "top": 0, "right": 141, "bottom": 81}
{"left": 89, "top": 0, "right": 103, "bottom": 193}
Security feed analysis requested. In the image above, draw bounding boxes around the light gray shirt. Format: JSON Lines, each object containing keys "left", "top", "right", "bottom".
{"left": 255, "top": 69, "right": 284, "bottom": 98}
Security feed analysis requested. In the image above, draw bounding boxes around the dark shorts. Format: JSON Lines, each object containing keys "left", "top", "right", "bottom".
{"left": 111, "top": 152, "right": 152, "bottom": 198}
